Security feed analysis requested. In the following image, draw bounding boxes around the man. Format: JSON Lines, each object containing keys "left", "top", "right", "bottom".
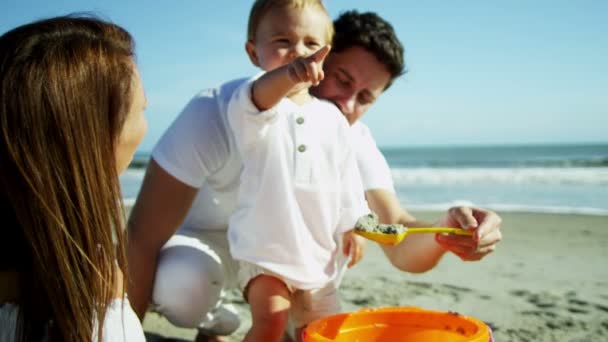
{"left": 128, "top": 10, "right": 502, "bottom": 341}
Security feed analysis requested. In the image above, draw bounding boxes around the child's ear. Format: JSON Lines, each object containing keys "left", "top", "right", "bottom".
{"left": 245, "top": 41, "right": 260, "bottom": 67}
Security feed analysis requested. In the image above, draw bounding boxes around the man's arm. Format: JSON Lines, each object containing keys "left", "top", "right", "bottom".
{"left": 127, "top": 159, "right": 198, "bottom": 319}
{"left": 366, "top": 189, "right": 446, "bottom": 273}
{"left": 366, "top": 189, "right": 503, "bottom": 273}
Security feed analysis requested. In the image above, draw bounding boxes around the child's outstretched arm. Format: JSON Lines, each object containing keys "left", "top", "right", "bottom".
{"left": 343, "top": 230, "right": 366, "bottom": 268}
{"left": 251, "top": 45, "right": 330, "bottom": 110}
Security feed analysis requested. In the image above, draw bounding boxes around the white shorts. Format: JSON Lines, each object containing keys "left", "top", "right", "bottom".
{"left": 238, "top": 261, "right": 341, "bottom": 328}
{"left": 152, "top": 232, "right": 240, "bottom": 334}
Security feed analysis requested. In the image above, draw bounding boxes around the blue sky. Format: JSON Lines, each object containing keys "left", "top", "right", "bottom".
{"left": 2, "top": 0, "right": 606, "bottom": 150}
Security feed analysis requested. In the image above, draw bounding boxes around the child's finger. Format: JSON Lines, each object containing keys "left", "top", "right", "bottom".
{"left": 308, "top": 45, "right": 331, "bottom": 64}
{"left": 317, "top": 69, "right": 324, "bottom": 82}
{"left": 347, "top": 250, "right": 357, "bottom": 267}
{"left": 303, "top": 61, "right": 316, "bottom": 83}
{"left": 347, "top": 235, "right": 366, "bottom": 267}
{"left": 342, "top": 236, "right": 351, "bottom": 256}
{"left": 308, "top": 62, "right": 323, "bottom": 85}
{"left": 289, "top": 60, "right": 308, "bottom": 83}
{"left": 347, "top": 243, "right": 361, "bottom": 267}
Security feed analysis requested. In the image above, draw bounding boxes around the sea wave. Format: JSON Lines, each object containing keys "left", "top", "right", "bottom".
{"left": 381, "top": 144, "right": 608, "bottom": 169}
{"left": 121, "top": 168, "right": 146, "bottom": 179}
{"left": 403, "top": 201, "right": 608, "bottom": 216}
{"left": 391, "top": 167, "right": 608, "bottom": 186}
{"left": 385, "top": 157, "right": 608, "bottom": 168}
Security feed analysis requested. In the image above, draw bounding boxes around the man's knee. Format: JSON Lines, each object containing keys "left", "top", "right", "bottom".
{"left": 152, "top": 245, "right": 224, "bottom": 328}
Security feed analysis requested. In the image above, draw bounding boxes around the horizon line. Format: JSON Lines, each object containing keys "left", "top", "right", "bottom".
{"left": 134, "top": 140, "right": 608, "bottom": 155}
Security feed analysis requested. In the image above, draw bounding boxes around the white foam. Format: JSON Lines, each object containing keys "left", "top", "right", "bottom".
{"left": 120, "top": 168, "right": 146, "bottom": 179}
{"left": 120, "top": 166, "right": 608, "bottom": 216}
{"left": 403, "top": 201, "right": 608, "bottom": 216}
{"left": 391, "top": 167, "right": 608, "bottom": 186}
{"left": 122, "top": 198, "right": 136, "bottom": 208}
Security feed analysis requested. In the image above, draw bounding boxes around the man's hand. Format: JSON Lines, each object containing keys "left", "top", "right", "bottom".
{"left": 343, "top": 230, "right": 366, "bottom": 267}
{"left": 434, "top": 206, "right": 502, "bottom": 261}
{"left": 287, "top": 45, "right": 331, "bottom": 86}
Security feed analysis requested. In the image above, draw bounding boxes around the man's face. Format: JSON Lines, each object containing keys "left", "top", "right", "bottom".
{"left": 312, "top": 46, "right": 391, "bottom": 125}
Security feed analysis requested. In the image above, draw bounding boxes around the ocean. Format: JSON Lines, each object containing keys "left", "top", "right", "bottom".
{"left": 120, "top": 143, "right": 608, "bottom": 216}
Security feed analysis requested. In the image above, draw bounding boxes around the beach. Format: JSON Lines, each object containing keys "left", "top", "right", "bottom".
{"left": 142, "top": 210, "right": 608, "bottom": 342}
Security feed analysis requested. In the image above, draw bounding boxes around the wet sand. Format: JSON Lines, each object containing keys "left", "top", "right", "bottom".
{"left": 143, "top": 211, "right": 608, "bottom": 341}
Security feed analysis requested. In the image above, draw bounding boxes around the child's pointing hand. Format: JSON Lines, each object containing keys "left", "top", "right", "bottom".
{"left": 287, "top": 45, "right": 331, "bottom": 86}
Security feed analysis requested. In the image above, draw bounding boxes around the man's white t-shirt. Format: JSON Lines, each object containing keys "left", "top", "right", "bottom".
{"left": 350, "top": 121, "right": 395, "bottom": 193}
{"left": 152, "top": 78, "right": 395, "bottom": 237}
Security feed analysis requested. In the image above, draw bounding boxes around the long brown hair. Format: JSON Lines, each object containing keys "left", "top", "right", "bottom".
{"left": 0, "top": 15, "right": 135, "bottom": 341}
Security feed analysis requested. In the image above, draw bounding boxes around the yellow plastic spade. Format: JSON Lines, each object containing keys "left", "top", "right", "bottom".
{"left": 355, "top": 227, "right": 473, "bottom": 246}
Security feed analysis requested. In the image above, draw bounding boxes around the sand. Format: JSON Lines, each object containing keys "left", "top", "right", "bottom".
{"left": 143, "top": 211, "right": 608, "bottom": 341}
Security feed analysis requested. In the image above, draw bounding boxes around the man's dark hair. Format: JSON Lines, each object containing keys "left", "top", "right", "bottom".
{"left": 333, "top": 10, "right": 405, "bottom": 89}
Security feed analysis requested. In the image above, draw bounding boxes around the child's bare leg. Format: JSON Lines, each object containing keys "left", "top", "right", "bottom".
{"left": 244, "top": 275, "right": 291, "bottom": 342}
{"left": 294, "top": 326, "right": 305, "bottom": 342}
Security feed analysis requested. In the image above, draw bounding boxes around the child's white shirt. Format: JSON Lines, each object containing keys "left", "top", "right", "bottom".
{"left": 226, "top": 77, "right": 369, "bottom": 290}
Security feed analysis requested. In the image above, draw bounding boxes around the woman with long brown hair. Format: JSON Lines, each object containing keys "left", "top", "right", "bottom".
{"left": 0, "top": 15, "right": 147, "bottom": 341}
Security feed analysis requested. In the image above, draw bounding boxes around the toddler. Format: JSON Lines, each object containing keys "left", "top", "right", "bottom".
{"left": 227, "top": 1, "right": 370, "bottom": 340}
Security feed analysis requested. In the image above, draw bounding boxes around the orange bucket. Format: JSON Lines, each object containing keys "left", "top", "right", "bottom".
{"left": 302, "top": 307, "right": 491, "bottom": 342}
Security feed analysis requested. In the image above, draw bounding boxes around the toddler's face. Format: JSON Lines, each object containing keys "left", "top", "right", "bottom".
{"left": 248, "top": 5, "right": 330, "bottom": 71}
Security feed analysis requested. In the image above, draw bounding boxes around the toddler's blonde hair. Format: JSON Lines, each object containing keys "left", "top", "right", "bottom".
{"left": 247, "top": 0, "right": 333, "bottom": 44}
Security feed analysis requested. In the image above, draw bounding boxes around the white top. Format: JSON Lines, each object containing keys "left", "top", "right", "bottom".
{"left": 151, "top": 78, "right": 395, "bottom": 237}
{"left": 0, "top": 298, "right": 145, "bottom": 342}
{"left": 351, "top": 121, "right": 396, "bottom": 193}
{"left": 226, "top": 78, "right": 369, "bottom": 289}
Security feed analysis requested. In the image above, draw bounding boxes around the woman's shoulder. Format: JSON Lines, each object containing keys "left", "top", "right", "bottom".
{"left": 95, "top": 297, "right": 146, "bottom": 342}
{"left": 0, "top": 299, "right": 145, "bottom": 342}
{"left": 0, "top": 303, "right": 19, "bottom": 341}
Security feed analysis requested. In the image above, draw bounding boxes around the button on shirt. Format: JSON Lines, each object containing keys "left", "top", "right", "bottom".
{"left": 226, "top": 77, "right": 369, "bottom": 290}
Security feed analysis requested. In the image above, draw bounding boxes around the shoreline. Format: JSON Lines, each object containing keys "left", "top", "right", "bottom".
{"left": 143, "top": 211, "right": 608, "bottom": 341}
{"left": 123, "top": 196, "right": 608, "bottom": 218}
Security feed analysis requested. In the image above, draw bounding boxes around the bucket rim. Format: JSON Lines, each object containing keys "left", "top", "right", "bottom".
{"left": 303, "top": 306, "right": 491, "bottom": 342}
